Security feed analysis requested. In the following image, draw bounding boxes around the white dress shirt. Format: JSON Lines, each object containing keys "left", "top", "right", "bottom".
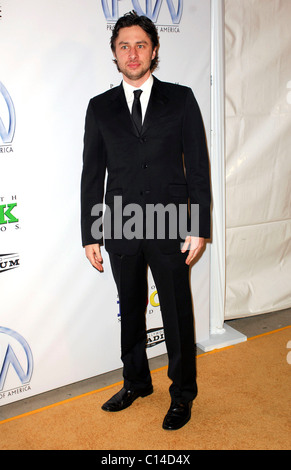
{"left": 122, "top": 74, "right": 154, "bottom": 123}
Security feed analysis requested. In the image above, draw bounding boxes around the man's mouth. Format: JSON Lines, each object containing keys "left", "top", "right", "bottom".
{"left": 128, "top": 62, "right": 140, "bottom": 69}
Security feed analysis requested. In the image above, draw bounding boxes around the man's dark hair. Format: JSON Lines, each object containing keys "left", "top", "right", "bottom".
{"left": 110, "top": 11, "right": 160, "bottom": 72}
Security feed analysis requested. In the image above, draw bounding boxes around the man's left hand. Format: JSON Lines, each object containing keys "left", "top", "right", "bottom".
{"left": 181, "top": 236, "right": 205, "bottom": 265}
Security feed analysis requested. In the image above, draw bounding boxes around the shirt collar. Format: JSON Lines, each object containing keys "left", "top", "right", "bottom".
{"left": 122, "top": 74, "right": 154, "bottom": 102}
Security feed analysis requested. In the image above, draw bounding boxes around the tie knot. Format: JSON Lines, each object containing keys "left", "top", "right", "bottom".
{"left": 133, "top": 89, "right": 142, "bottom": 100}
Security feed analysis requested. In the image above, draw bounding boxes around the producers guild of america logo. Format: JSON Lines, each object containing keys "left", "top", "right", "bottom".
{"left": 0, "top": 327, "right": 34, "bottom": 400}
{"left": 103, "top": 0, "right": 183, "bottom": 32}
{"left": 0, "top": 253, "right": 20, "bottom": 273}
{"left": 0, "top": 81, "right": 16, "bottom": 153}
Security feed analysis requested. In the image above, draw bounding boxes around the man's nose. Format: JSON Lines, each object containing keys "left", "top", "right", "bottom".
{"left": 129, "top": 47, "right": 138, "bottom": 59}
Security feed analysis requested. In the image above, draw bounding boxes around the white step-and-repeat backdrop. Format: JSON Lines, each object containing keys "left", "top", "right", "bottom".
{"left": 0, "top": 0, "right": 211, "bottom": 405}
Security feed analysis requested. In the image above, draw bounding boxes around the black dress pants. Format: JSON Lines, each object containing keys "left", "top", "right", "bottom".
{"left": 109, "top": 240, "right": 197, "bottom": 404}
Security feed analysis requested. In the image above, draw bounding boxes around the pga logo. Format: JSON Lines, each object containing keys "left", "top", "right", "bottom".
{"left": 0, "top": 82, "right": 16, "bottom": 145}
{"left": 0, "top": 327, "right": 33, "bottom": 392}
{"left": 102, "top": 0, "right": 183, "bottom": 24}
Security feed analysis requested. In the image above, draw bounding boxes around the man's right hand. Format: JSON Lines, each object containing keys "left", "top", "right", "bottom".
{"left": 85, "top": 244, "right": 104, "bottom": 272}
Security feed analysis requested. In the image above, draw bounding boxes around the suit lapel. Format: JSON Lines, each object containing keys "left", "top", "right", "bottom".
{"left": 142, "top": 76, "right": 169, "bottom": 135}
{"left": 110, "top": 83, "right": 139, "bottom": 136}
{"left": 109, "top": 77, "right": 169, "bottom": 137}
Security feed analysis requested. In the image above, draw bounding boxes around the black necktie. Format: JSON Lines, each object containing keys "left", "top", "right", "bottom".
{"left": 132, "top": 89, "right": 143, "bottom": 133}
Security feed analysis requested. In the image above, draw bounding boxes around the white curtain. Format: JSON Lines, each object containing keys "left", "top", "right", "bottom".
{"left": 224, "top": 0, "right": 291, "bottom": 319}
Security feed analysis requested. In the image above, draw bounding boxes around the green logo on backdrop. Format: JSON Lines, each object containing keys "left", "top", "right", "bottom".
{"left": 0, "top": 203, "right": 18, "bottom": 224}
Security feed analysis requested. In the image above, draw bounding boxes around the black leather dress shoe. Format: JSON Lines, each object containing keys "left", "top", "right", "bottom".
{"left": 101, "top": 385, "right": 153, "bottom": 412}
{"left": 162, "top": 401, "right": 192, "bottom": 430}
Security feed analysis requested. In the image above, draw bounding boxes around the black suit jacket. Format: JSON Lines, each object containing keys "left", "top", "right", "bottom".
{"left": 81, "top": 76, "right": 211, "bottom": 255}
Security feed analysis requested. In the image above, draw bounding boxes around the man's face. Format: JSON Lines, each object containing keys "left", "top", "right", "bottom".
{"left": 113, "top": 25, "right": 157, "bottom": 86}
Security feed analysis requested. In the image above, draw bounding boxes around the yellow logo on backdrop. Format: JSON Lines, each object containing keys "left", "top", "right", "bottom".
{"left": 150, "top": 290, "right": 160, "bottom": 307}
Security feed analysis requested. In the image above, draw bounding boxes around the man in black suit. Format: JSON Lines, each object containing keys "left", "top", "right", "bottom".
{"left": 81, "top": 11, "right": 211, "bottom": 430}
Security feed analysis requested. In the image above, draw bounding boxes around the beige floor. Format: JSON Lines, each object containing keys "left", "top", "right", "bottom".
{"left": 0, "top": 308, "right": 290, "bottom": 422}
{"left": 1, "top": 323, "right": 291, "bottom": 450}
